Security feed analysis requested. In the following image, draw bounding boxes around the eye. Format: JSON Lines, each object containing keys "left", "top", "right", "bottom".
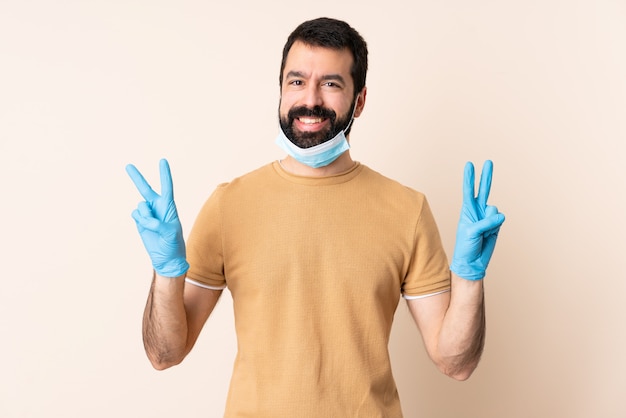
{"left": 289, "top": 79, "right": 303, "bottom": 86}
{"left": 323, "top": 82, "right": 340, "bottom": 88}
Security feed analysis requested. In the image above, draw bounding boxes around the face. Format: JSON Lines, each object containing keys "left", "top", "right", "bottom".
{"left": 279, "top": 41, "right": 365, "bottom": 148}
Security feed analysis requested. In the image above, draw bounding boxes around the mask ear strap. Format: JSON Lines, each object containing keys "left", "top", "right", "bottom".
{"left": 344, "top": 96, "right": 360, "bottom": 133}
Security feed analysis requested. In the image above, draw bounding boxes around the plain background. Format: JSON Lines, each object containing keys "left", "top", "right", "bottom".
{"left": 1, "top": 0, "right": 625, "bottom": 417}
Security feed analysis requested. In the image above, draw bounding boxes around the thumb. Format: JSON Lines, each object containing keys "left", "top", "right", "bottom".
{"left": 469, "top": 212, "right": 505, "bottom": 236}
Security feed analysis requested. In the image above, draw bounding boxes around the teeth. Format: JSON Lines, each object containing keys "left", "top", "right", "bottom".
{"left": 299, "top": 117, "right": 323, "bottom": 124}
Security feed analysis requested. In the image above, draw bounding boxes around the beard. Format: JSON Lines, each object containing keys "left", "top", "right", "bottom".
{"left": 279, "top": 100, "right": 355, "bottom": 149}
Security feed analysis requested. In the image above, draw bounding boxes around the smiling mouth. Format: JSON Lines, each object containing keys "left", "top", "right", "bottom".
{"left": 298, "top": 117, "right": 325, "bottom": 124}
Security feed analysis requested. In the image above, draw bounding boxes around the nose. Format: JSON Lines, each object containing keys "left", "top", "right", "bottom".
{"left": 301, "top": 84, "right": 323, "bottom": 108}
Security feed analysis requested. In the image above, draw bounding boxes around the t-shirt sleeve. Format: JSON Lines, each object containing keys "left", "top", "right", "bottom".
{"left": 401, "top": 197, "right": 451, "bottom": 298}
{"left": 185, "top": 185, "right": 228, "bottom": 289}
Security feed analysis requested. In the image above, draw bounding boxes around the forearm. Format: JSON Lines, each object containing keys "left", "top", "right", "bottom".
{"left": 436, "top": 273, "right": 485, "bottom": 380}
{"left": 415, "top": 160, "right": 503, "bottom": 380}
{"left": 143, "top": 272, "right": 189, "bottom": 370}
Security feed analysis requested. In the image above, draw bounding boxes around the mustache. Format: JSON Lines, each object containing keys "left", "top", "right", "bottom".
{"left": 288, "top": 106, "right": 336, "bottom": 122}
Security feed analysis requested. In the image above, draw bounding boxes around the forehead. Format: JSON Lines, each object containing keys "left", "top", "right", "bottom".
{"left": 283, "top": 41, "right": 354, "bottom": 81}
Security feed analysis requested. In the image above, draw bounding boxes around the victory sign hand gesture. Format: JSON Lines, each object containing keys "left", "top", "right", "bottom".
{"left": 450, "top": 160, "right": 505, "bottom": 281}
{"left": 126, "top": 159, "right": 189, "bottom": 278}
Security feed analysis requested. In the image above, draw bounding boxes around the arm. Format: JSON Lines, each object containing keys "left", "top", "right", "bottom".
{"left": 126, "top": 159, "right": 219, "bottom": 369}
{"left": 407, "top": 274, "right": 484, "bottom": 381}
{"left": 143, "top": 273, "right": 222, "bottom": 369}
{"left": 408, "top": 161, "right": 504, "bottom": 380}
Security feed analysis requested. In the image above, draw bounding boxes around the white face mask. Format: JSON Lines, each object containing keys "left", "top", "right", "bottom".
{"left": 275, "top": 128, "right": 350, "bottom": 169}
{"left": 275, "top": 103, "right": 357, "bottom": 169}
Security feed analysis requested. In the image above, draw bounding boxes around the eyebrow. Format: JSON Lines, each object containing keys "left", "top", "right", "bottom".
{"left": 285, "top": 71, "right": 346, "bottom": 85}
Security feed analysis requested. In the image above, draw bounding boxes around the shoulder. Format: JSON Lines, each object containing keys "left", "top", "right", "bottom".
{"left": 358, "top": 164, "right": 427, "bottom": 204}
{"left": 195, "top": 163, "right": 276, "bottom": 222}
{"left": 205, "top": 163, "right": 280, "bottom": 210}
{"left": 213, "top": 163, "right": 276, "bottom": 192}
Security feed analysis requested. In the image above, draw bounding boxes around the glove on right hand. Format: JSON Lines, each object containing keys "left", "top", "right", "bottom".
{"left": 449, "top": 160, "right": 505, "bottom": 281}
{"left": 126, "top": 159, "right": 189, "bottom": 278}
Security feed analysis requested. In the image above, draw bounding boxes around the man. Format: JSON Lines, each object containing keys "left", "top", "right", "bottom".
{"left": 126, "top": 17, "right": 505, "bottom": 417}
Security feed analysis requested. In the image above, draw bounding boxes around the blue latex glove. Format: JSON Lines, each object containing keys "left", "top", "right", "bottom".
{"left": 450, "top": 160, "right": 505, "bottom": 281}
{"left": 126, "top": 159, "right": 189, "bottom": 278}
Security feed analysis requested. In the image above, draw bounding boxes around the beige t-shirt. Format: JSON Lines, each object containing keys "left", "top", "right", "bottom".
{"left": 186, "top": 162, "right": 451, "bottom": 417}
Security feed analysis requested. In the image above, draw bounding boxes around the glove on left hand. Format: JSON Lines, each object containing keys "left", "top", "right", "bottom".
{"left": 450, "top": 160, "right": 505, "bottom": 281}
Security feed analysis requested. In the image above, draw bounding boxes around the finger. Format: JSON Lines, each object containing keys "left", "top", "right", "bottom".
{"left": 133, "top": 213, "right": 161, "bottom": 232}
{"left": 485, "top": 205, "right": 498, "bottom": 218}
{"left": 159, "top": 159, "right": 174, "bottom": 200}
{"left": 132, "top": 203, "right": 161, "bottom": 232}
{"left": 126, "top": 164, "right": 157, "bottom": 201}
{"left": 477, "top": 160, "right": 493, "bottom": 208}
{"left": 136, "top": 201, "right": 153, "bottom": 218}
{"left": 468, "top": 213, "right": 505, "bottom": 236}
{"left": 480, "top": 231, "right": 499, "bottom": 265}
{"left": 463, "top": 161, "right": 476, "bottom": 204}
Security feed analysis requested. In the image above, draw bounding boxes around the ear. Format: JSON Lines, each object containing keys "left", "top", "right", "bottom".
{"left": 353, "top": 87, "right": 367, "bottom": 118}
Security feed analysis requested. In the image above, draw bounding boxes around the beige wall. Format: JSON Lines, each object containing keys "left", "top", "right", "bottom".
{"left": 1, "top": 1, "right": 625, "bottom": 417}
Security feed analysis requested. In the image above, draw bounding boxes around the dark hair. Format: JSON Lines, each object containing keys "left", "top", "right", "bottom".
{"left": 279, "top": 17, "right": 368, "bottom": 97}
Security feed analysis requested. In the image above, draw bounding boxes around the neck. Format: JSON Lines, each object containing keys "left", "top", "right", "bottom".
{"left": 279, "top": 151, "right": 355, "bottom": 177}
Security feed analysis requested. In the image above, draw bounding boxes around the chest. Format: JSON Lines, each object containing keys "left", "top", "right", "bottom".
{"left": 220, "top": 186, "right": 418, "bottom": 303}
